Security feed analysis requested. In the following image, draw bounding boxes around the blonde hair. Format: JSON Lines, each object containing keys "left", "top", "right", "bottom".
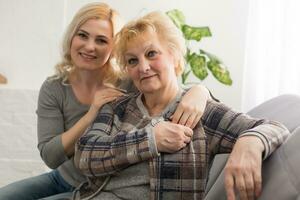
{"left": 114, "top": 11, "right": 186, "bottom": 76}
{"left": 54, "top": 2, "right": 123, "bottom": 84}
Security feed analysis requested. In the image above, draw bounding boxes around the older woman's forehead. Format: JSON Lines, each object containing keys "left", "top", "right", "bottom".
{"left": 125, "top": 31, "right": 164, "bottom": 51}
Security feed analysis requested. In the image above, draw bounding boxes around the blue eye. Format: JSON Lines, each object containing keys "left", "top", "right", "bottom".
{"left": 95, "top": 38, "right": 108, "bottom": 44}
{"left": 147, "top": 50, "right": 157, "bottom": 58}
{"left": 127, "top": 58, "right": 138, "bottom": 67}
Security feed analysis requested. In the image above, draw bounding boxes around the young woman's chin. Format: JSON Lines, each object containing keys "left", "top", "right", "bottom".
{"left": 74, "top": 64, "right": 103, "bottom": 73}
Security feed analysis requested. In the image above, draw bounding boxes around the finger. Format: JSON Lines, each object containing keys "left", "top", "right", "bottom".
{"left": 244, "top": 173, "right": 255, "bottom": 200}
{"left": 94, "top": 90, "right": 123, "bottom": 100}
{"left": 235, "top": 175, "right": 248, "bottom": 200}
{"left": 103, "top": 84, "right": 127, "bottom": 93}
{"left": 182, "top": 126, "right": 193, "bottom": 137}
{"left": 190, "top": 113, "right": 201, "bottom": 129}
{"left": 253, "top": 169, "right": 262, "bottom": 197}
{"left": 102, "top": 86, "right": 125, "bottom": 93}
{"left": 224, "top": 171, "right": 236, "bottom": 200}
{"left": 181, "top": 141, "right": 187, "bottom": 149}
{"left": 100, "top": 96, "right": 118, "bottom": 104}
{"left": 105, "top": 91, "right": 124, "bottom": 99}
{"left": 171, "top": 105, "right": 184, "bottom": 124}
{"left": 183, "top": 135, "right": 191, "bottom": 144}
{"left": 182, "top": 112, "right": 198, "bottom": 128}
{"left": 103, "top": 89, "right": 124, "bottom": 96}
{"left": 178, "top": 111, "right": 191, "bottom": 125}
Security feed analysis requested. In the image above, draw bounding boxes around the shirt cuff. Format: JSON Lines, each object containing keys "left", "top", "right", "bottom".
{"left": 238, "top": 131, "right": 269, "bottom": 160}
{"left": 145, "top": 125, "right": 160, "bottom": 157}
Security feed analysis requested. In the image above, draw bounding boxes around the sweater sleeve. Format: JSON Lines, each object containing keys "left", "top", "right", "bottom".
{"left": 202, "top": 100, "right": 289, "bottom": 160}
{"left": 74, "top": 103, "right": 159, "bottom": 177}
{"left": 36, "top": 79, "right": 68, "bottom": 169}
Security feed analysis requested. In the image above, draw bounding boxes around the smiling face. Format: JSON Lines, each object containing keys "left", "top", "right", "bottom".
{"left": 124, "top": 31, "right": 178, "bottom": 94}
{"left": 70, "top": 18, "right": 113, "bottom": 71}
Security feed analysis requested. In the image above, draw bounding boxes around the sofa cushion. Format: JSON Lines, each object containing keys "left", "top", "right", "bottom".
{"left": 0, "top": 89, "right": 49, "bottom": 187}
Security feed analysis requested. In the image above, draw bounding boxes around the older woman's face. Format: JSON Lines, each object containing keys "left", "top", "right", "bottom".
{"left": 124, "top": 31, "right": 177, "bottom": 94}
{"left": 70, "top": 18, "right": 113, "bottom": 71}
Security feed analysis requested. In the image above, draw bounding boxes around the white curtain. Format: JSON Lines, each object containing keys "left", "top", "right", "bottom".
{"left": 242, "top": 0, "right": 300, "bottom": 111}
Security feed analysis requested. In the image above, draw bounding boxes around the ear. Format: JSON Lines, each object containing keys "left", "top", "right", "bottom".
{"left": 173, "top": 56, "right": 181, "bottom": 76}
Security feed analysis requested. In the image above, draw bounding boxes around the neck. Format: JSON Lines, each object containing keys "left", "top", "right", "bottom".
{"left": 143, "top": 81, "right": 179, "bottom": 116}
{"left": 70, "top": 67, "right": 105, "bottom": 89}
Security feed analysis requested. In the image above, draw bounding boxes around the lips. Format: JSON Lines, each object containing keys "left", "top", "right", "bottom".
{"left": 79, "top": 52, "right": 97, "bottom": 60}
{"left": 140, "top": 74, "right": 157, "bottom": 81}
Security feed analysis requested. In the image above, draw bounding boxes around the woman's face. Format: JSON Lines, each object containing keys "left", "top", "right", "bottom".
{"left": 70, "top": 18, "right": 113, "bottom": 71}
{"left": 124, "top": 31, "right": 177, "bottom": 94}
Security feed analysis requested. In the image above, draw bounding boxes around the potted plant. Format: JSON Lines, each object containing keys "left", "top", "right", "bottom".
{"left": 166, "top": 9, "right": 232, "bottom": 85}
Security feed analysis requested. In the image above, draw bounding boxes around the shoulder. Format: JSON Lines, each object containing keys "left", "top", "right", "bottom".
{"left": 38, "top": 77, "right": 66, "bottom": 105}
{"left": 117, "top": 78, "right": 138, "bottom": 93}
{"left": 109, "top": 92, "right": 139, "bottom": 118}
{"left": 202, "top": 99, "right": 233, "bottom": 122}
{"left": 205, "top": 99, "right": 230, "bottom": 113}
{"left": 40, "top": 77, "right": 65, "bottom": 93}
{"left": 111, "top": 92, "right": 139, "bottom": 108}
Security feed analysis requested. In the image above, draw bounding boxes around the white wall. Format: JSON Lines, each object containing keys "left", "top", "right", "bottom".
{"left": 0, "top": 0, "right": 250, "bottom": 110}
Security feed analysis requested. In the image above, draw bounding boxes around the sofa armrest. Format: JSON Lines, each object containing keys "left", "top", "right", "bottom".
{"left": 205, "top": 94, "right": 300, "bottom": 199}
{"left": 247, "top": 94, "right": 300, "bottom": 132}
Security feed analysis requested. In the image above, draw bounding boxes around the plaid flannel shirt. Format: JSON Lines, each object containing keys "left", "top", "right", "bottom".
{"left": 74, "top": 92, "right": 289, "bottom": 200}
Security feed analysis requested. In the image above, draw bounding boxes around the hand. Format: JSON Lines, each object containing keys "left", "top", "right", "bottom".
{"left": 87, "top": 86, "right": 124, "bottom": 122}
{"left": 224, "top": 136, "right": 265, "bottom": 200}
{"left": 172, "top": 84, "right": 209, "bottom": 129}
{"left": 153, "top": 121, "right": 193, "bottom": 153}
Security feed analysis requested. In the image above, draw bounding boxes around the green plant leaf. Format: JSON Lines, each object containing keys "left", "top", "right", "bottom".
{"left": 189, "top": 53, "right": 208, "bottom": 80}
{"left": 200, "top": 49, "right": 222, "bottom": 63}
{"left": 207, "top": 60, "right": 232, "bottom": 85}
{"left": 166, "top": 9, "right": 185, "bottom": 28}
{"left": 165, "top": 9, "right": 233, "bottom": 86}
{"left": 182, "top": 25, "right": 212, "bottom": 41}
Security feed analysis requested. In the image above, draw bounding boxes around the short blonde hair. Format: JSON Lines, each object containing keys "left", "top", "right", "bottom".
{"left": 54, "top": 2, "right": 123, "bottom": 84}
{"left": 114, "top": 11, "right": 186, "bottom": 76}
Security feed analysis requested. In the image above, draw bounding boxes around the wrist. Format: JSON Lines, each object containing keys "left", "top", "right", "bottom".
{"left": 85, "top": 108, "right": 98, "bottom": 123}
{"left": 237, "top": 136, "right": 265, "bottom": 153}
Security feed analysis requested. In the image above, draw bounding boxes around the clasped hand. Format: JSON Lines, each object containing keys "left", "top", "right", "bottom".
{"left": 154, "top": 121, "right": 193, "bottom": 153}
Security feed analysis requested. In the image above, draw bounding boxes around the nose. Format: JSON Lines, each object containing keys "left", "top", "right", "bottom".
{"left": 138, "top": 58, "right": 150, "bottom": 73}
{"left": 84, "top": 39, "right": 96, "bottom": 51}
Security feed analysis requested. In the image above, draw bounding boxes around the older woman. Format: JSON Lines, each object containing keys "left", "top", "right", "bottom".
{"left": 74, "top": 11, "right": 289, "bottom": 200}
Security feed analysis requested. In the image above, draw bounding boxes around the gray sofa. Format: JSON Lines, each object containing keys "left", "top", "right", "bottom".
{"left": 205, "top": 94, "right": 300, "bottom": 200}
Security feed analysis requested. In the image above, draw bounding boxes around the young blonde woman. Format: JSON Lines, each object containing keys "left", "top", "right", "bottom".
{"left": 0, "top": 3, "right": 210, "bottom": 200}
{"left": 74, "top": 11, "right": 289, "bottom": 200}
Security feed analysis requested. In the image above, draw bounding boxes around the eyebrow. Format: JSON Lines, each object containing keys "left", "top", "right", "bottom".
{"left": 77, "top": 29, "right": 89, "bottom": 35}
{"left": 124, "top": 52, "right": 136, "bottom": 57}
{"left": 77, "top": 29, "right": 109, "bottom": 39}
{"left": 125, "top": 43, "right": 155, "bottom": 57}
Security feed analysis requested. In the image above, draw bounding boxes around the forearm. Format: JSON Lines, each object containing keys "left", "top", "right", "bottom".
{"left": 75, "top": 124, "right": 159, "bottom": 177}
{"left": 38, "top": 115, "right": 92, "bottom": 169}
{"left": 239, "top": 120, "right": 289, "bottom": 159}
{"left": 203, "top": 100, "right": 289, "bottom": 156}
{"left": 38, "top": 109, "right": 96, "bottom": 168}
{"left": 61, "top": 110, "right": 96, "bottom": 156}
